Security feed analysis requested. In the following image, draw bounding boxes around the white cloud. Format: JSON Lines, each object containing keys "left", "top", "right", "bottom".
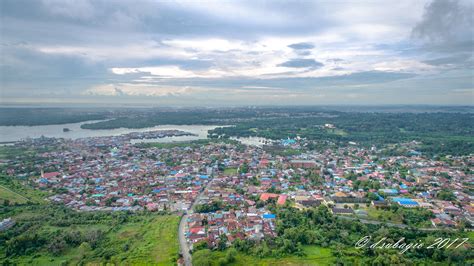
{"left": 373, "top": 60, "right": 436, "bottom": 73}
{"left": 2, "top": 0, "right": 471, "bottom": 105}
{"left": 163, "top": 38, "right": 245, "bottom": 52}
{"left": 37, "top": 42, "right": 193, "bottom": 62}
{"left": 83, "top": 83, "right": 194, "bottom": 97}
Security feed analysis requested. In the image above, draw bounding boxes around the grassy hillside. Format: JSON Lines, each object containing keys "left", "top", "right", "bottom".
{"left": 0, "top": 176, "right": 49, "bottom": 204}
{"left": 0, "top": 186, "right": 29, "bottom": 204}
{"left": 193, "top": 246, "right": 335, "bottom": 266}
{"left": 0, "top": 205, "right": 180, "bottom": 265}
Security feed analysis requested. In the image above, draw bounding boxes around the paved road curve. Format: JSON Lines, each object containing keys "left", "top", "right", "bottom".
{"left": 178, "top": 212, "right": 192, "bottom": 266}
{"left": 178, "top": 178, "right": 214, "bottom": 266}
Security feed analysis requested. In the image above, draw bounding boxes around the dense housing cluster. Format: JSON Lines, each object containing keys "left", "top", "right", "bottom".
{"left": 2, "top": 131, "right": 472, "bottom": 254}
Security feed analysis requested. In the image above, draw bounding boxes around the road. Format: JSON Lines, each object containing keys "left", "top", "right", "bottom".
{"left": 178, "top": 178, "right": 213, "bottom": 266}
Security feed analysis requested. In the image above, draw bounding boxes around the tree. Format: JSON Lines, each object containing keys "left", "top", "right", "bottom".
{"left": 437, "top": 189, "right": 455, "bottom": 201}
{"left": 225, "top": 248, "right": 237, "bottom": 263}
{"left": 47, "top": 238, "right": 67, "bottom": 256}
{"left": 239, "top": 162, "right": 249, "bottom": 174}
{"left": 217, "top": 234, "right": 227, "bottom": 251}
{"left": 193, "top": 240, "right": 209, "bottom": 251}
{"left": 78, "top": 242, "right": 92, "bottom": 258}
{"left": 193, "top": 249, "right": 212, "bottom": 266}
{"left": 367, "top": 192, "right": 379, "bottom": 201}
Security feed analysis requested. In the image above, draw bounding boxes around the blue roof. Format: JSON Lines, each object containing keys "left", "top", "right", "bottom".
{"left": 263, "top": 214, "right": 276, "bottom": 219}
{"left": 373, "top": 192, "right": 384, "bottom": 200}
{"left": 392, "top": 198, "right": 418, "bottom": 206}
{"left": 380, "top": 189, "right": 398, "bottom": 194}
{"left": 281, "top": 139, "right": 296, "bottom": 145}
{"left": 199, "top": 175, "right": 209, "bottom": 179}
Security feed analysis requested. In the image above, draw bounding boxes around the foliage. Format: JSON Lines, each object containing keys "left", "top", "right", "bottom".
{"left": 0, "top": 205, "right": 180, "bottom": 265}
{"left": 0, "top": 108, "right": 108, "bottom": 126}
{"left": 194, "top": 201, "right": 226, "bottom": 213}
{"left": 215, "top": 205, "right": 473, "bottom": 264}
{"left": 437, "top": 189, "right": 456, "bottom": 201}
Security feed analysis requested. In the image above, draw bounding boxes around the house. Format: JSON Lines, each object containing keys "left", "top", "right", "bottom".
{"left": 146, "top": 203, "right": 159, "bottom": 211}
{"left": 0, "top": 218, "right": 15, "bottom": 231}
{"left": 392, "top": 198, "right": 419, "bottom": 208}
{"left": 444, "top": 206, "right": 462, "bottom": 216}
{"left": 260, "top": 193, "right": 279, "bottom": 201}
{"left": 332, "top": 191, "right": 367, "bottom": 203}
{"left": 372, "top": 200, "right": 388, "bottom": 208}
{"left": 431, "top": 218, "right": 457, "bottom": 228}
{"left": 41, "top": 171, "right": 60, "bottom": 178}
{"left": 290, "top": 160, "right": 317, "bottom": 169}
{"left": 379, "top": 189, "right": 398, "bottom": 196}
{"left": 277, "top": 195, "right": 287, "bottom": 205}
{"left": 263, "top": 214, "right": 276, "bottom": 219}
{"left": 300, "top": 199, "right": 321, "bottom": 207}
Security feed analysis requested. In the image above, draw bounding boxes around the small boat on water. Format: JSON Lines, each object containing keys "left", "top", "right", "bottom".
{"left": 63, "top": 128, "right": 71, "bottom": 132}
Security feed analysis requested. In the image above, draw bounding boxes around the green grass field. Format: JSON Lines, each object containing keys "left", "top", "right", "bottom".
{"left": 365, "top": 208, "right": 403, "bottom": 224}
{"left": 0, "top": 146, "right": 32, "bottom": 160}
{"left": 0, "top": 176, "right": 49, "bottom": 204}
{"left": 193, "top": 246, "right": 335, "bottom": 266}
{"left": 107, "top": 215, "right": 180, "bottom": 265}
{"left": 1, "top": 207, "right": 180, "bottom": 266}
{"left": 0, "top": 185, "right": 29, "bottom": 204}
{"left": 223, "top": 168, "right": 238, "bottom": 175}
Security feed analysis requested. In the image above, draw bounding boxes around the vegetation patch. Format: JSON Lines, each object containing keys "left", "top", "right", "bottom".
{"left": 0, "top": 205, "right": 180, "bottom": 265}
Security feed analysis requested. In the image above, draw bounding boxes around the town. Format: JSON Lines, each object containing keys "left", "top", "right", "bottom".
{"left": 2, "top": 129, "right": 472, "bottom": 262}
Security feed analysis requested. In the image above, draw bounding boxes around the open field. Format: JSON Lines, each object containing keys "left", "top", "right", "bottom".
{"left": 0, "top": 185, "right": 29, "bottom": 204}
{"left": 365, "top": 207, "right": 403, "bottom": 224}
{"left": 1, "top": 205, "right": 180, "bottom": 265}
{"left": 193, "top": 246, "right": 335, "bottom": 266}
{"left": 223, "top": 168, "right": 238, "bottom": 175}
{"left": 0, "top": 176, "right": 49, "bottom": 204}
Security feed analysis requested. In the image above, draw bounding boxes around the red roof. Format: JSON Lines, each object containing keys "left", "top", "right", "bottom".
{"left": 42, "top": 172, "right": 60, "bottom": 178}
{"left": 189, "top": 227, "right": 205, "bottom": 234}
{"left": 260, "top": 193, "right": 279, "bottom": 201}
{"left": 277, "top": 195, "right": 287, "bottom": 205}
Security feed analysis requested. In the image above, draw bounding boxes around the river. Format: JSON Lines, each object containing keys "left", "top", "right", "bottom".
{"left": 0, "top": 120, "right": 222, "bottom": 143}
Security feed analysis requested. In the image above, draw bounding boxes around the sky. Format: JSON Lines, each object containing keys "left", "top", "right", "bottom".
{"left": 0, "top": 0, "right": 473, "bottom": 106}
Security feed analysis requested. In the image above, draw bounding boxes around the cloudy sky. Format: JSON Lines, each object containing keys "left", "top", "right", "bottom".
{"left": 1, "top": 0, "right": 473, "bottom": 106}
